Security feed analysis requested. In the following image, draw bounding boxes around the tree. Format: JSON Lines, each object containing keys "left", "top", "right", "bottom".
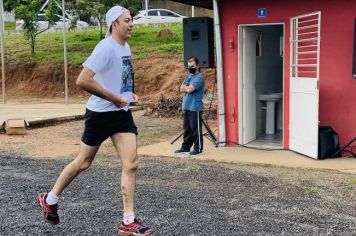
{"left": 115, "top": 0, "right": 141, "bottom": 15}
{"left": 4, "top": 0, "right": 27, "bottom": 11}
{"left": 10, "top": 0, "right": 58, "bottom": 54}
{"left": 71, "top": 0, "right": 142, "bottom": 39}
{"left": 75, "top": 0, "right": 105, "bottom": 39}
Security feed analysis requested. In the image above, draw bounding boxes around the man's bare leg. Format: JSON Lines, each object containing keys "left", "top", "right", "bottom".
{"left": 111, "top": 133, "right": 138, "bottom": 213}
{"left": 51, "top": 142, "right": 100, "bottom": 196}
{"left": 38, "top": 142, "right": 100, "bottom": 225}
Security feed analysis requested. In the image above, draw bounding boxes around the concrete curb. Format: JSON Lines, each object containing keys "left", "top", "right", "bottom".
{"left": 0, "top": 106, "right": 144, "bottom": 133}
{"left": 28, "top": 105, "right": 144, "bottom": 128}
{"left": 0, "top": 114, "right": 85, "bottom": 133}
{"left": 28, "top": 114, "right": 85, "bottom": 128}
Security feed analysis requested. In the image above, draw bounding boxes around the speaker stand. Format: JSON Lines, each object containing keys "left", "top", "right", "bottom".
{"left": 171, "top": 119, "right": 218, "bottom": 147}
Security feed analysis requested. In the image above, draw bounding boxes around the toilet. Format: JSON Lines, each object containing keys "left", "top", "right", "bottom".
{"left": 258, "top": 92, "right": 283, "bottom": 134}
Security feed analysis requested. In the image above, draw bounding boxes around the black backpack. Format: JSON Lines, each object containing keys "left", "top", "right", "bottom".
{"left": 318, "top": 126, "right": 340, "bottom": 159}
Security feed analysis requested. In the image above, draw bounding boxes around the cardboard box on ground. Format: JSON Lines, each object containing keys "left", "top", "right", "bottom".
{"left": 2, "top": 119, "right": 28, "bottom": 135}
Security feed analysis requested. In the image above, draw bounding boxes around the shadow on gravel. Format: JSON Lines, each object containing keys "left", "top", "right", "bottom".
{"left": 0, "top": 153, "right": 355, "bottom": 235}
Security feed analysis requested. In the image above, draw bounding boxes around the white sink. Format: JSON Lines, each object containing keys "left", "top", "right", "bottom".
{"left": 258, "top": 92, "right": 283, "bottom": 134}
{"left": 258, "top": 92, "right": 283, "bottom": 102}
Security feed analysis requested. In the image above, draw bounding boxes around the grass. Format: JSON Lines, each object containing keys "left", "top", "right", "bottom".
{"left": 131, "top": 24, "right": 183, "bottom": 59}
{"left": 137, "top": 122, "right": 181, "bottom": 147}
{"left": 348, "top": 178, "right": 356, "bottom": 185}
{"left": 5, "top": 22, "right": 15, "bottom": 30}
{"left": 304, "top": 187, "right": 319, "bottom": 196}
{"left": 4, "top": 24, "right": 183, "bottom": 66}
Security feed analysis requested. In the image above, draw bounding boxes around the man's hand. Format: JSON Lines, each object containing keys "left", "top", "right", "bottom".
{"left": 132, "top": 93, "right": 139, "bottom": 103}
{"left": 181, "top": 84, "right": 195, "bottom": 93}
{"left": 112, "top": 93, "right": 138, "bottom": 108}
{"left": 112, "top": 95, "right": 128, "bottom": 108}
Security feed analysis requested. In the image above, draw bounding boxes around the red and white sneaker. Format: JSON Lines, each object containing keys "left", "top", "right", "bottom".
{"left": 38, "top": 192, "right": 59, "bottom": 225}
{"left": 118, "top": 218, "right": 153, "bottom": 236}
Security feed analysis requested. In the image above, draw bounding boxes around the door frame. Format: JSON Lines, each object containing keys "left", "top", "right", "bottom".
{"left": 238, "top": 23, "right": 285, "bottom": 145}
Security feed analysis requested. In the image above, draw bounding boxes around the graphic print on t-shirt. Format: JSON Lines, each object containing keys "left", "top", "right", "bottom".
{"left": 120, "top": 56, "right": 134, "bottom": 93}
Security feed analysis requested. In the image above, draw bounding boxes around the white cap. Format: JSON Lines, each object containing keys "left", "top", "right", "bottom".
{"left": 105, "top": 6, "right": 129, "bottom": 37}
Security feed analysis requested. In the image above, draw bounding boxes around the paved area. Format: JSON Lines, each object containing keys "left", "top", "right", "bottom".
{"left": 0, "top": 102, "right": 142, "bottom": 128}
{"left": 138, "top": 137, "right": 356, "bottom": 174}
{"left": 0, "top": 102, "right": 87, "bottom": 128}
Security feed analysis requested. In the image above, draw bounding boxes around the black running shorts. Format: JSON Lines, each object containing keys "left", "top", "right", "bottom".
{"left": 81, "top": 108, "right": 138, "bottom": 146}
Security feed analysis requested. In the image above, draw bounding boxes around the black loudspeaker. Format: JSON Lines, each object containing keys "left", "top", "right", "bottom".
{"left": 183, "top": 17, "right": 214, "bottom": 68}
{"left": 353, "top": 18, "right": 356, "bottom": 78}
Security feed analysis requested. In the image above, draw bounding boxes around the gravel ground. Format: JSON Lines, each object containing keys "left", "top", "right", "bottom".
{"left": 0, "top": 152, "right": 355, "bottom": 236}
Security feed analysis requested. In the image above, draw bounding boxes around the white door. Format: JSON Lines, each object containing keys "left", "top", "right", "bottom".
{"left": 241, "top": 27, "right": 260, "bottom": 144}
{"left": 289, "top": 12, "right": 321, "bottom": 158}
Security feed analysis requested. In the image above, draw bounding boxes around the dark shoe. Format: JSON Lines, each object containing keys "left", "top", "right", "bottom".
{"left": 189, "top": 149, "right": 202, "bottom": 157}
{"left": 118, "top": 218, "right": 153, "bottom": 236}
{"left": 174, "top": 147, "right": 190, "bottom": 154}
{"left": 38, "top": 192, "right": 59, "bottom": 225}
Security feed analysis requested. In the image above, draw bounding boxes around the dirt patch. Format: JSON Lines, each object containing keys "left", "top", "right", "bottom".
{"left": 1, "top": 54, "right": 217, "bottom": 105}
{"left": 4, "top": 62, "right": 86, "bottom": 98}
{"left": 0, "top": 110, "right": 182, "bottom": 159}
{"left": 157, "top": 28, "right": 173, "bottom": 39}
{"left": 134, "top": 55, "right": 216, "bottom": 104}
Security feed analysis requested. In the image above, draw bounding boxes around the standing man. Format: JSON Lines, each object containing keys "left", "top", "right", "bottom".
{"left": 38, "top": 6, "right": 153, "bottom": 236}
{"left": 175, "top": 57, "right": 205, "bottom": 156}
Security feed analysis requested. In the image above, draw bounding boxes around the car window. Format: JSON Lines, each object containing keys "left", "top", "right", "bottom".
{"left": 54, "top": 15, "right": 61, "bottom": 22}
{"left": 37, "top": 14, "right": 64, "bottom": 22}
{"left": 147, "top": 10, "right": 158, "bottom": 16}
{"left": 160, "top": 10, "right": 179, "bottom": 17}
{"left": 37, "top": 15, "right": 47, "bottom": 21}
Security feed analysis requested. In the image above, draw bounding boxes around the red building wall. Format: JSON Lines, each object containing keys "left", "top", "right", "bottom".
{"left": 219, "top": 0, "right": 356, "bottom": 147}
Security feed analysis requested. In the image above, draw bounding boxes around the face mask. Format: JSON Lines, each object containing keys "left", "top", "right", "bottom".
{"left": 188, "top": 67, "right": 197, "bottom": 74}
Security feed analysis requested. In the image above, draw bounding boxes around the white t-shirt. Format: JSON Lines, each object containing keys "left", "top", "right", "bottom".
{"left": 83, "top": 36, "right": 134, "bottom": 112}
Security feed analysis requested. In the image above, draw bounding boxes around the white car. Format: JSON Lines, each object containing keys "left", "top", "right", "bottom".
{"left": 133, "top": 9, "right": 187, "bottom": 25}
{"left": 15, "top": 14, "right": 89, "bottom": 31}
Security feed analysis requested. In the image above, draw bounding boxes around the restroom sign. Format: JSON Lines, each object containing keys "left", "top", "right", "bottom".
{"left": 258, "top": 8, "right": 267, "bottom": 18}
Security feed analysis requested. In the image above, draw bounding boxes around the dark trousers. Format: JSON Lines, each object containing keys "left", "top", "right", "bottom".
{"left": 182, "top": 110, "right": 203, "bottom": 152}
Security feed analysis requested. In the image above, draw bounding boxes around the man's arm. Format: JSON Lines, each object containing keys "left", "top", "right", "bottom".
{"left": 76, "top": 67, "right": 128, "bottom": 108}
{"left": 183, "top": 75, "right": 204, "bottom": 94}
{"left": 180, "top": 84, "right": 196, "bottom": 93}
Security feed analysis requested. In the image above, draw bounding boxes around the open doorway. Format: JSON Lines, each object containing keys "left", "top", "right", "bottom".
{"left": 238, "top": 24, "right": 284, "bottom": 149}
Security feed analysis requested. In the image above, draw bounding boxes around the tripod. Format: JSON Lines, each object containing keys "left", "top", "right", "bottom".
{"left": 331, "top": 136, "right": 356, "bottom": 158}
{"left": 170, "top": 119, "right": 218, "bottom": 147}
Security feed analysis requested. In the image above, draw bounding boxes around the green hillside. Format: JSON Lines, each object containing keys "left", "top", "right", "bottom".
{"left": 5, "top": 24, "right": 183, "bottom": 66}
